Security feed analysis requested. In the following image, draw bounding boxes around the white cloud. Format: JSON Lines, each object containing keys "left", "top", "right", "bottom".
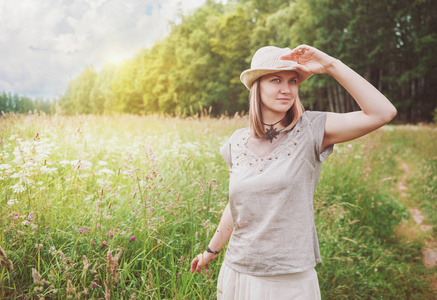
{"left": 0, "top": 0, "right": 206, "bottom": 99}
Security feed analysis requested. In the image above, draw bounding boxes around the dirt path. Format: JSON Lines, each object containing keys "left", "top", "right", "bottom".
{"left": 397, "top": 161, "right": 437, "bottom": 268}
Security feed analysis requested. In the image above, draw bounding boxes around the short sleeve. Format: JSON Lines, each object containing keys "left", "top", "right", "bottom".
{"left": 306, "top": 111, "right": 334, "bottom": 161}
{"left": 220, "top": 140, "right": 232, "bottom": 167}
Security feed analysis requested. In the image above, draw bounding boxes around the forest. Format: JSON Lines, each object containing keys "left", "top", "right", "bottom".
{"left": 3, "top": 0, "right": 437, "bottom": 123}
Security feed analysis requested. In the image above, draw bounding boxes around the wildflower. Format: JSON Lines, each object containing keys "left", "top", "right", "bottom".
{"left": 130, "top": 236, "right": 136, "bottom": 242}
{"left": 31, "top": 267, "right": 42, "bottom": 284}
{"left": 0, "top": 245, "right": 7, "bottom": 261}
{"left": 10, "top": 182, "right": 25, "bottom": 193}
{"left": 91, "top": 282, "right": 98, "bottom": 288}
{"left": 83, "top": 255, "right": 90, "bottom": 270}
{"left": 32, "top": 226, "right": 38, "bottom": 231}
{"left": 102, "top": 241, "right": 108, "bottom": 247}
{"left": 13, "top": 213, "right": 19, "bottom": 218}
{"left": 121, "top": 230, "right": 126, "bottom": 235}
{"left": 46, "top": 226, "right": 49, "bottom": 229}
{"left": 90, "top": 241, "right": 96, "bottom": 246}
{"left": 115, "top": 228, "right": 120, "bottom": 232}
{"left": 78, "top": 228, "right": 84, "bottom": 233}
{"left": 28, "top": 212, "right": 34, "bottom": 222}
{"left": 108, "top": 231, "right": 114, "bottom": 237}
{"left": 7, "top": 199, "right": 18, "bottom": 205}
{"left": 151, "top": 217, "right": 158, "bottom": 222}
{"left": 17, "top": 230, "right": 24, "bottom": 235}
{"left": 97, "top": 168, "right": 115, "bottom": 175}
{"left": 97, "top": 223, "right": 101, "bottom": 229}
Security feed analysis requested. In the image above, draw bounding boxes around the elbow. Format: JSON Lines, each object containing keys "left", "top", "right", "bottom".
{"left": 381, "top": 105, "right": 397, "bottom": 124}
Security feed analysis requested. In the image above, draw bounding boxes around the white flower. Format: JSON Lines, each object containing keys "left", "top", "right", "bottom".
{"left": 0, "top": 164, "right": 12, "bottom": 170}
{"left": 98, "top": 161, "right": 108, "bottom": 166}
{"left": 59, "top": 160, "right": 72, "bottom": 166}
{"left": 97, "top": 168, "right": 115, "bottom": 175}
{"left": 40, "top": 166, "right": 57, "bottom": 174}
{"left": 73, "top": 160, "right": 92, "bottom": 171}
{"left": 10, "top": 183, "right": 26, "bottom": 194}
{"left": 7, "top": 199, "right": 18, "bottom": 205}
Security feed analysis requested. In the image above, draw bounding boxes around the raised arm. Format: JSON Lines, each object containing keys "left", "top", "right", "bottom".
{"left": 190, "top": 202, "right": 234, "bottom": 274}
{"left": 281, "top": 45, "right": 397, "bottom": 149}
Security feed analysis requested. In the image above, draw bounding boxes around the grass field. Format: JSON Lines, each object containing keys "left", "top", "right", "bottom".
{"left": 0, "top": 112, "right": 436, "bottom": 299}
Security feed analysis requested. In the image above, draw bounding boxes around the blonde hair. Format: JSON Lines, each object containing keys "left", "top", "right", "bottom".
{"left": 249, "top": 78, "right": 304, "bottom": 138}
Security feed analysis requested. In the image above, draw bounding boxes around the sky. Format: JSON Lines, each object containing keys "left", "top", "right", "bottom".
{"left": 0, "top": 0, "right": 208, "bottom": 99}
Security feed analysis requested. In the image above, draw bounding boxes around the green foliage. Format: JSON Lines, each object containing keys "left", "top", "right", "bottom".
{"left": 0, "top": 114, "right": 436, "bottom": 299}
{"left": 57, "top": 0, "right": 437, "bottom": 121}
{"left": 0, "top": 92, "right": 51, "bottom": 115}
{"left": 434, "top": 107, "right": 437, "bottom": 124}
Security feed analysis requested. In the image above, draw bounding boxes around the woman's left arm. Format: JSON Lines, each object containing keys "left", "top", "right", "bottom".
{"left": 281, "top": 45, "right": 397, "bottom": 149}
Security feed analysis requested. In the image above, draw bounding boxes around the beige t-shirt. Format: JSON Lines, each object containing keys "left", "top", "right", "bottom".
{"left": 220, "top": 111, "right": 333, "bottom": 276}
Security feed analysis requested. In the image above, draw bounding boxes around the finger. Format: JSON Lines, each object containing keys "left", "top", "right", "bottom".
{"left": 196, "top": 257, "right": 203, "bottom": 274}
{"left": 281, "top": 46, "right": 311, "bottom": 61}
{"left": 204, "top": 263, "right": 209, "bottom": 274}
{"left": 293, "top": 64, "right": 311, "bottom": 74}
{"left": 190, "top": 257, "right": 198, "bottom": 273}
{"left": 291, "top": 44, "right": 310, "bottom": 54}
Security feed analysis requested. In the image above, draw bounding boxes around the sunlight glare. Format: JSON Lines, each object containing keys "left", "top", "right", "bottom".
{"left": 106, "top": 52, "right": 129, "bottom": 65}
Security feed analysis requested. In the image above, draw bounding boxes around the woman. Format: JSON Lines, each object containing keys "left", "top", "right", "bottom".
{"left": 190, "top": 45, "right": 397, "bottom": 299}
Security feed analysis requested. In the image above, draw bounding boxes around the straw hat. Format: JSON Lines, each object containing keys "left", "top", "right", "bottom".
{"left": 240, "top": 46, "right": 312, "bottom": 90}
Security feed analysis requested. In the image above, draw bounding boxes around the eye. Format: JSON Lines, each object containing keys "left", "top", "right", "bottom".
{"left": 271, "top": 78, "right": 280, "bottom": 83}
{"left": 289, "top": 79, "right": 297, "bottom": 84}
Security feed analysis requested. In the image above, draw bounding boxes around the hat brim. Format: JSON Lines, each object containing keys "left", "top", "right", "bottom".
{"left": 240, "top": 67, "right": 312, "bottom": 90}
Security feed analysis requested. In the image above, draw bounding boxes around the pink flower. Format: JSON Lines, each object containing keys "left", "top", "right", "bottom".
{"left": 115, "top": 228, "right": 120, "bottom": 232}
{"left": 90, "top": 241, "right": 96, "bottom": 246}
{"left": 17, "top": 230, "right": 24, "bottom": 235}
{"left": 102, "top": 241, "right": 107, "bottom": 247}
{"left": 151, "top": 217, "right": 158, "bottom": 222}
{"left": 78, "top": 228, "right": 84, "bottom": 233}
{"left": 97, "top": 223, "right": 101, "bottom": 229}
{"left": 13, "top": 213, "right": 19, "bottom": 218}
{"left": 91, "top": 282, "right": 98, "bottom": 288}
{"left": 130, "top": 236, "right": 136, "bottom": 242}
{"left": 28, "top": 212, "right": 34, "bottom": 222}
{"left": 32, "top": 226, "right": 38, "bottom": 231}
{"left": 45, "top": 226, "right": 49, "bottom": 229}
{"left": 108, "top": 231, "right": 114, "bottom": 237}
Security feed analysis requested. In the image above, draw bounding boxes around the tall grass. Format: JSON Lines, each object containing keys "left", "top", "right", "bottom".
{"left": 0, "top": 112, "right": 435, "bottom": 299}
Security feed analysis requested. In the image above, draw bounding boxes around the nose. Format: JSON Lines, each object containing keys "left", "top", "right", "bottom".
{"left": 280, "top": 83, "right": 291, "bottom": 94}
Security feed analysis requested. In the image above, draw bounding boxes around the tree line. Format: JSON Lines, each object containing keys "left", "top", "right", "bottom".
{"left": 10, "top": 0, "right": 437, "bottom": 122}
{"left": 0, "top": 92, "right": 51, "bottom": 115}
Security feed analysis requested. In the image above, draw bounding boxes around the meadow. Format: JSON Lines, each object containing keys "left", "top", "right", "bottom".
{"left": 0, "top": 112, "right": 436, "bottom": 299}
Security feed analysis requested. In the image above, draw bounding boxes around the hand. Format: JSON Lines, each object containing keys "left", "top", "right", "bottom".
{"left": 280, "top": 45, "right": 338, "bottom": 75}
{"left": 190, "top": 251, "right": 217, "bottom": 274}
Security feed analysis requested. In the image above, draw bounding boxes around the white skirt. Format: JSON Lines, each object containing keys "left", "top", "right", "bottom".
{"left": 217, "top": 263, "right": 321, "bottom": 300}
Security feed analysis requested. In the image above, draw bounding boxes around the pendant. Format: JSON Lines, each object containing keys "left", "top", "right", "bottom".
{"left": 265, "top": 126, "right": 281, "bottom": 143}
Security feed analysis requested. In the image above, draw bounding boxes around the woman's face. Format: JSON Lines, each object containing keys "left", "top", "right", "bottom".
{"left": 259, "top": 70, "right": 299, "bottom": 119}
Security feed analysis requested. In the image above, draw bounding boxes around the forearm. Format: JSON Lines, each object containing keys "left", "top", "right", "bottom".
{"left": 327, "top": 59, "right": 397, "bottom": 122}
{"left": 207, "top": 202, "right": 234, "bottom": 253}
